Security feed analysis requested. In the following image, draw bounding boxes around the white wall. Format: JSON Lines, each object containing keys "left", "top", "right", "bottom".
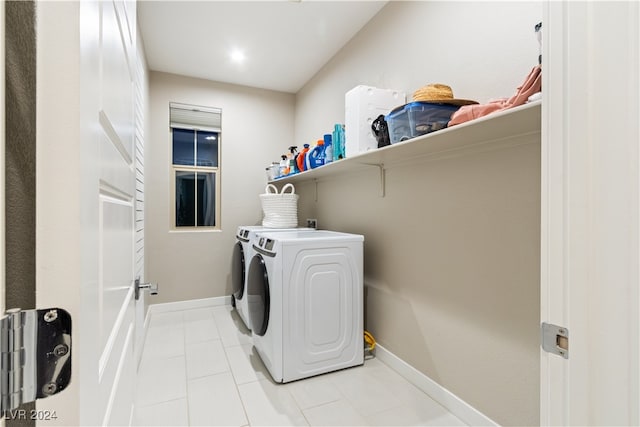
{"left": 294, "top": 2, "right": 542, "bottom": 426}
{"left": 147, "top": 72, "right": 295, "bottom": 303}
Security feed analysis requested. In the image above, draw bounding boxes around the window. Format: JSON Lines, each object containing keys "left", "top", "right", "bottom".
{"left": 170, "top": 103, "right": 221, "bottom": 229}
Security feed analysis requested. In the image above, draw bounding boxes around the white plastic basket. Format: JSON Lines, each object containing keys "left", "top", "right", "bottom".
{"left": 260, "top": 183, "right": 299, "bottom": 228}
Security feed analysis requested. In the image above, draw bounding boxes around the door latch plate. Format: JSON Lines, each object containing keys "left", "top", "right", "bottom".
{"left": 541, "top": 322, "right": 568, "bottom": 359}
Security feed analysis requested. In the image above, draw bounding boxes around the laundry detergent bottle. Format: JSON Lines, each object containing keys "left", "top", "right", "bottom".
{"left": 332, "top": 124, "right": 345, "bottom": 160}
{"left": 288, "top": 145, "right": 299, "bottom": 174}
{"left": 297, "top": 143, "right": 310, "bottom": 172}
{"left": 305, "top": 139, "right": 326, "bottom": 170}
{"left": 323, "top": 134, "right": 333, "bottom": 164}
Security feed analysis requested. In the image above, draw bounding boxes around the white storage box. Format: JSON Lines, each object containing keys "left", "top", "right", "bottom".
{"left": 345, "top": 85, "right": 406, "bottom": 158}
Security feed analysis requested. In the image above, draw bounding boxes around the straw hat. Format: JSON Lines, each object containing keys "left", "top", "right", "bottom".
{"left": 412, "top": 83, "right": 478, "bottom": 106}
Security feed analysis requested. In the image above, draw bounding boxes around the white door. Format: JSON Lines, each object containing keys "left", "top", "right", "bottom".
{"left": 35, "top": 1, "right": 139, "bottom": 425}
{"left": 541, "top": 1, "right": 640, "bottom": 425}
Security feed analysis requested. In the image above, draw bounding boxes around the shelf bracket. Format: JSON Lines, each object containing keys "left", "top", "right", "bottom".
{"left": 362, "top": 163, "right": 386, "bottom": 197}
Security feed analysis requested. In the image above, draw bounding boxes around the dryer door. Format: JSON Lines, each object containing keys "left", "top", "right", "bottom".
{"left": 247, "top": 254, "right": 270, "bottom": 336}
{"left": 231, "top": 241, "right": 245, "bottom": 299}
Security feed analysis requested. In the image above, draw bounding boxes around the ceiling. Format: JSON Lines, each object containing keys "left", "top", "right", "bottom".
{"left": 138, "top": 1, "right": 387, "bottom": 94}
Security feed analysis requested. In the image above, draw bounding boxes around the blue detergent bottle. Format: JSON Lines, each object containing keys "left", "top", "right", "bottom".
{"left": 306, "top": 139, "right": 326, "bottom": 170}
{"left": 323, "top": 134, "right": 333, "bottom": 164}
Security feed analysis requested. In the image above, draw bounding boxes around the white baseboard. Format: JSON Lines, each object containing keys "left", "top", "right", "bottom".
{"left": 147, "top": 295, "right": 230, "bottom": 316}
{"left": 375, "top": 344, "right": 498, "bottom": 427}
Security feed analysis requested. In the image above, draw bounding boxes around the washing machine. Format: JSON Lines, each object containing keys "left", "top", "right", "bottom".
{"left": 231, "top": 226, "right": 312, "bottom": 330}
{"left": 246, "top": 230, "right": 364, "bottom": 383}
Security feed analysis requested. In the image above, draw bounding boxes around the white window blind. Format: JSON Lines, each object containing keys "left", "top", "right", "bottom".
{"left": 170, "top": 102, "right": 221, "bottom": 132}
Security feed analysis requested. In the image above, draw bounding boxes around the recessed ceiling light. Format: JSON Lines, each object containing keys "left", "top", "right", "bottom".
{"left": 230, "top": 49, "right": 245, "bottom": 63}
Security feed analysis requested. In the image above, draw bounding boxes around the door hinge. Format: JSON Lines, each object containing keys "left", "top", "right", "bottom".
{"left": 1, "top": 308, "right": 72, "bottom": 413}
{"left": 541, "top": 322, "right": 568, "bottom": 359}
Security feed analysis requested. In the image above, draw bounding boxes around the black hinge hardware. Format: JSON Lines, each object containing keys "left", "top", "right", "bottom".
{"left": 1, "top": 308, "right": 72, "bottom": 413}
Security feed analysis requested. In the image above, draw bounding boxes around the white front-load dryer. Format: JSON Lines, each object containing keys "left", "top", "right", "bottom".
{"left": 246, "top": 230, "right": 364, "bottom": 383}
{"left": 231, "top": 226, "right": 311, "bottom": 330}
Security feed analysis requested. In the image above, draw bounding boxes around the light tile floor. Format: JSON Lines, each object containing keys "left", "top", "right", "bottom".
{"left": 135, "top": 305, "right": 467, "bottom": 426}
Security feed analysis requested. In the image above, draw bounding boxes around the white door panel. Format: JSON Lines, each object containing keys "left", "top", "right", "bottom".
{"left": 100, "top": 133, "right": 135, "bottom": 197}
{"left": 541, "top": 1, "right": 640, "bottom": 425}
{"left": 99, "top": 303, "right": 135, "bottom": 425}
{"left": 115, "top": 0, "right": 134, "bottom": 53}
{"left": 99, "top": 196, "right": 134, "bottom": 352}
{"left": 104, "top": 323, "right": 136, "bottom": 426}
{"left": 95, "top": 0, "right": 138, "bottom": 423}
{"left": 35, "top": 0, "right": 139, "bottom": 424}
{"left": 101, "top": 1, "right": 134, "bottom": 162}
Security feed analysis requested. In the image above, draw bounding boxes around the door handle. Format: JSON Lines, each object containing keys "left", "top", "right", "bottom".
{"left": 134, "top": 277, "right": 158, "bottom": 300}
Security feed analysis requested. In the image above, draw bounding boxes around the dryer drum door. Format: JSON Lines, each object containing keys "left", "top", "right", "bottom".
{"left": 247, "top": 254, "right": 270, "bottom": 336}
{"left": 231, "top": 241, "right": 245, "bottom": 300}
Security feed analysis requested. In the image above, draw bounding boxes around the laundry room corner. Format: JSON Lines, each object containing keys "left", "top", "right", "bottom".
{"left": 145, "top": 72, "right": 295, "bottom": 304}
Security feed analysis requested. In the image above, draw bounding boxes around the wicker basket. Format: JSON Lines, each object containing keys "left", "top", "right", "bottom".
{"left": 260, "top": 183, "right": 299, "bottom": 228}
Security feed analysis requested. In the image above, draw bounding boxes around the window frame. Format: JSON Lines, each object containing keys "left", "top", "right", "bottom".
{"left": 169, "top": 126, "right": 221, "bottom": 231}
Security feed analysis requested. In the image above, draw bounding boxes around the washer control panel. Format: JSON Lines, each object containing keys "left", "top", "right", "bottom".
{"left": 258, "top": 237, "right": 275, "bottom": 251}
{"left": 236, "top": 227, "right": 251, "bottom": 240}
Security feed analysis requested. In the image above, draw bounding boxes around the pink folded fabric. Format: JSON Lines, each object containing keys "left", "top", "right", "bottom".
{"left": 448, "top": 65, "right": 542, "bottom": 127}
